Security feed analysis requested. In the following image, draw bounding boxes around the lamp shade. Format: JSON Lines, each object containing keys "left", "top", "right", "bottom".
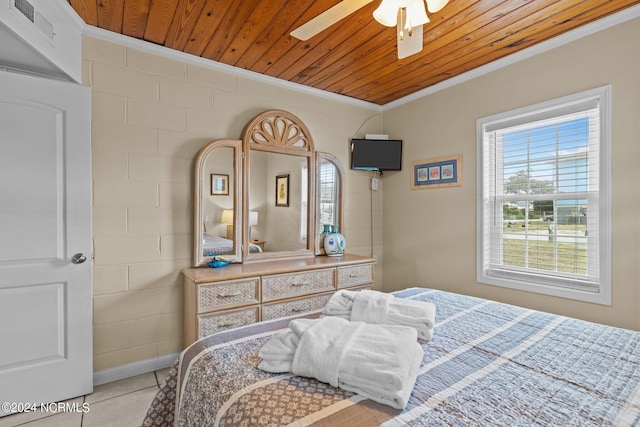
{"left": 425, "top": 0, "right": 448, "bottom": 13}
{"left": 249, "top": 211, "right": 259, "bottom": 226}
{"left": 220, "top": 209, "right": 233, "bottom": 224}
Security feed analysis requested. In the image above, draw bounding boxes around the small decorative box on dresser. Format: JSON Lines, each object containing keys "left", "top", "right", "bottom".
{"left": 183, "top": 254, "right": 375, "bottom": 346}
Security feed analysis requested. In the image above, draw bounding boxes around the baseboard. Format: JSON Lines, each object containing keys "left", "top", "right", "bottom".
{"left": 93, "top": 352, "right": 180, "bottom": 386}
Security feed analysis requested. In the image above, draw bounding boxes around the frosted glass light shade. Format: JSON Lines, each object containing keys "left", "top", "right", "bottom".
{"left": 373, "top": 0, "right": 399, "bottom": 27}
{"left": 374, "top": 0, "right": 429, "bottom": 28}
{"left": 425, "top": 0, "right": 449, "bottom": 13}
{"left": 405, "top": 0, "right": 429, "bottom": 27}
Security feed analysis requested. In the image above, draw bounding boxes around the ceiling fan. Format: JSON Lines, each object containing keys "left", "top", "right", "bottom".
{"left": 290, "top": 0, "right": 449, "bottom": 59}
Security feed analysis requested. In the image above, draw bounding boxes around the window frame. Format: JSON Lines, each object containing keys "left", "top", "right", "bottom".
{"left": 476, "top": 86, "right": 612, "bottom": 305}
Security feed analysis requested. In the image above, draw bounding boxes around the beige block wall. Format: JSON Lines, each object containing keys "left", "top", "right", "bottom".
{"left": 84, "top": 36, "right": 383, "bottom": 372}
{"left": 381, "top": 18, "right": 640, "bottom": 330}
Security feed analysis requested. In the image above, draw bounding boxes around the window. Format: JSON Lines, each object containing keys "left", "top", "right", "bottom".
{"left": 477, "top": 86, "right": 611, "bottom": 304}
{"left": 318, "top": 158, "right": 338, "bottom": 229}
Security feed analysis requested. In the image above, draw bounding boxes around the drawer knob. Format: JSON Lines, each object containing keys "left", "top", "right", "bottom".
{"left": 218, "top": 320, "right": 240, "bottom": 328}
{"left": 291, "top": 282, "right": 310, "bottom": 287}
{"left": 349, "top": 274, "right": 366, "bottom": 278}
{"left": 218, "top": 292, "right": 243, "bottom": 298}
{"left": 290, "top": 307, "right": 307, "bottom": 313}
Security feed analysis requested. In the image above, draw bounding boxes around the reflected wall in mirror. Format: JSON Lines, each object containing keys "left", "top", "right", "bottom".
{"left": 249, "top": 151, "right": 310, "bottom": 253}
{"left": 193, "top": 140, "right": 242, "bottom": 267}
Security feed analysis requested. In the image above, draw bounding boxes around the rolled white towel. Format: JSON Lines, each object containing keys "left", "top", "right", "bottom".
{"left": 257, "top": 330, "right": 298, "bottom": 373}
{"left": 320, "top": 290, "right": 357, "bottom": 318}
{"left": 258, "top": 317, "right": 423, "bottom": 409}
{"left": 324, "top": 289, "right": 436, "bottom": 340}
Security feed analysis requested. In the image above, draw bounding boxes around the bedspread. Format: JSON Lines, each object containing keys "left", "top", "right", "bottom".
{"left": 143, "top": 288, "right": 640, "bottom": 426}
{"left": 202, "top": 235, "right": 261, "bottom": 256}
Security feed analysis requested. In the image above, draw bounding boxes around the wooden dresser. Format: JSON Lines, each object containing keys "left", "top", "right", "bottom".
{"left": 183, "top": 254, "right": 375, "bottom": 346}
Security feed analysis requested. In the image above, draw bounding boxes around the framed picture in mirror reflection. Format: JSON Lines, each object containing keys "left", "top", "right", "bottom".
{"left": 211, "top": 173, "right": 229, "bottom": 196}
{"left": 276, "top": 174, "right": 289, "bottom": 207}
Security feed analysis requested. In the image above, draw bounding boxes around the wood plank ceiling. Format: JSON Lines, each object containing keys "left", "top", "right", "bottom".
{"left": 68, "top": 0, "right": 639, "bottom": 105}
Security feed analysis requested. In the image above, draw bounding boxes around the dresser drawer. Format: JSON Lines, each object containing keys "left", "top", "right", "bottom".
{"left": 337, "top": 264, "right": 373, "bottom": 288}
{"left": 198, "top": 278, "right": 260, "bottom": 313}
{"left": 262, "top": 268, "right": 335, "bottom": 302}
{"left": 198, "top": 306, "right": 259, "bottom": 339}
{"left": 262, "top": 293, "right": 333, "bottom": 321}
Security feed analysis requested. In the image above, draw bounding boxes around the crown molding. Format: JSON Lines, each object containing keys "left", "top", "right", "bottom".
{"left": 80, "top": 25, "right": 382, "bottom": 112}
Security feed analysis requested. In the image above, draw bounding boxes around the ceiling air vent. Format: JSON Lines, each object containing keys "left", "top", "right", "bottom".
{"left": 13, "top": 0, "right": 54, "bottom": 39}
{"left": 14, "top": 0, "right": 34, "bottom": 22}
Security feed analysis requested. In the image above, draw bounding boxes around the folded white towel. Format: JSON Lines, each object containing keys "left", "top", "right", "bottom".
{"left": 258, "top": 317, "right": 423, "bottom": 409}
{"left": 322, "top": 290, "right": 436, "bottom": 340}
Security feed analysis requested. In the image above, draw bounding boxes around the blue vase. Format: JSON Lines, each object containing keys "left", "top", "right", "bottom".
{"left": 319, "top": 224, "right": 332, "bottom": 255}
{"left": 324, "top": 225, "right": 345, "bottom": 256}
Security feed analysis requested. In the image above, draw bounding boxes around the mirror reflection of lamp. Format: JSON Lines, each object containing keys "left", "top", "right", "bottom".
{"left": 220, "top": 209, "right": 234, "bottom": 240}
{"left": 249, "top": 211, "right": 258, "bottom": 239}
{"left": 221, "top": 210, "right": 259, "bottom": 240}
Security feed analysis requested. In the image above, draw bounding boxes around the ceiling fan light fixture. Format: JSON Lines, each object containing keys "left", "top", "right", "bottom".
{"left": 405, "top": 0, "right": 429, "bottom": 27}
{"left": 374, "top": 0, "right": 429, "bottom": 28}
{"left": 373, "top": 0, "right": 399, "bottom": 27}
{"left": 425, "top": 0, "right": 449, "bottom": 13}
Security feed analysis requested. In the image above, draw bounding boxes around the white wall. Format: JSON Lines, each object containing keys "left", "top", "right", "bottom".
{"left": 381, "top": 17, "right": 640, "bottom": 330}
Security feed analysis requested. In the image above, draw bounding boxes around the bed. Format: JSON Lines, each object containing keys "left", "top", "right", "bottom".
{"left": 143, "top": 288, "right": 640, "bottom": 426}
{"left": 202, "top": 235, "right": 262, "bottom": 256}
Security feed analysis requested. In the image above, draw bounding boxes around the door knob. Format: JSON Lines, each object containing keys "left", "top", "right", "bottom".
{"left": 71, "top": 253, "right": 87, "bottom": 264}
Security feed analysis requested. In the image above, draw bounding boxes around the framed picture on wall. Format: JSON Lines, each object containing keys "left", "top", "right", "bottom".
{"left": 211, "top": 173, "right": 229, "bottom": 195}
{"left": 411, "top": 154, "right": 462, "bottom": 190}
{"left": 275, "top": 174, "right": 289, "bottom": 207}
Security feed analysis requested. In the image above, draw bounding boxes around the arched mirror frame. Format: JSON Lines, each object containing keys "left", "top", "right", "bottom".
{"left": 242, "top": 110, "right": 317, "bottom": 262}
{"left": 193, "top": 139, "right": 242, "bottom": 267}
{"left": 193, "top": 110, "right": 345, "bottom": 266}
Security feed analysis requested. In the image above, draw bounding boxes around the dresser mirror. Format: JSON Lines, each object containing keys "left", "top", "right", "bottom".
{"left": 242, "top": 110, "right": 316, "bottom": 261}
{"left": 193, "top": 110, "right": 344, "bottom": 266}
{"left": 316, "top": 152, "right": 344, "bottom": 253}
{"left": 194, "top": 140, "right": 242, "bottom": 267}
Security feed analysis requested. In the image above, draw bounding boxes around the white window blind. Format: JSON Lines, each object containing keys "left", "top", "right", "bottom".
{"left": 477, "top": 86, "right": 611, "bottom": 304}
{"left": 318, "top": 159, "right": 338, "bottom": 230}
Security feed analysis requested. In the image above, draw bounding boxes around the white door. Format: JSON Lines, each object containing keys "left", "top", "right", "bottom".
{"left": 0, "top": 71, "right": 92, "bottom": 415}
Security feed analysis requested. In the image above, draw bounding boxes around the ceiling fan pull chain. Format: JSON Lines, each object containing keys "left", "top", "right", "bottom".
{"left": 399, "top": 7, "right": 406, "bottom": 40}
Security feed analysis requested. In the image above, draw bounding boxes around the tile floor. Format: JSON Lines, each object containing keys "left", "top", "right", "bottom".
{"left": 0, "top": 368, "right": 169, "bottom": 427}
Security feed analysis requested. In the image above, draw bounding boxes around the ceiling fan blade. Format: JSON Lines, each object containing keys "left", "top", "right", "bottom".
{"left": 290, "top": 0, "right": 375, "bottom": 41}
{"left": 397, "top": 24, "right": 423, "bottom": 59}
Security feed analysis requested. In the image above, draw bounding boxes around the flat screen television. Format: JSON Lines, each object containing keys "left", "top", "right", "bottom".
{"left": 350, "top": 139, "right": 402, "bottom": 171}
